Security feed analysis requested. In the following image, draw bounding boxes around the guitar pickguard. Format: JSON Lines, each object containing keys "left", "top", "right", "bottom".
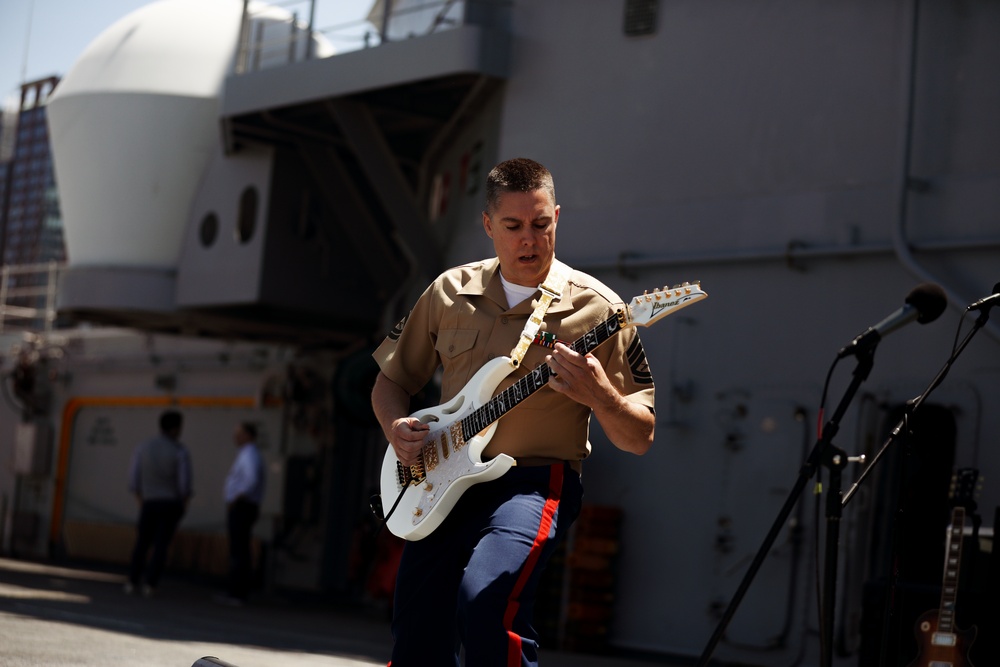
{"left": 379, "top": 356, "right": 516, "bottom": 540}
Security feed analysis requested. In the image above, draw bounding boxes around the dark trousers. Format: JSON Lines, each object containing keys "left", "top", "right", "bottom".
{"left": 227, "top": 499, "right": 260, "bottom": 600}
{"left": 390, "top": 462, "right": 582, "bottom": 667}
{"left": 129, "top": 499, "right": 185, "bottom": 588}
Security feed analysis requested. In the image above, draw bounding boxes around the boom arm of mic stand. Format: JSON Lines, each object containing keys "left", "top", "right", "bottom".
{"left": 843, "top": 308, "right": 991, "bottom": 508}
{"left": 696, "top": 348, "right": 876, "bottom": 667}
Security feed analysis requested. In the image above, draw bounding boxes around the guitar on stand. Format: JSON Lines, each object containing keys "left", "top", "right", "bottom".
{"left": 906, "top": 467, "right": 981, "bottom": 667}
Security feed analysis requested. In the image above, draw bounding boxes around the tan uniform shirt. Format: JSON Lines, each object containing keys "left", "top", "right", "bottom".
{"left": 373, "top": 258, "right": 655, "bottom": 462}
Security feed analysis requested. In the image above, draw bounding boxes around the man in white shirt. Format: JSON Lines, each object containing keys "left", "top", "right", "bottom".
{"left": 219, "top": 422, "right": 265, "bottom": 605}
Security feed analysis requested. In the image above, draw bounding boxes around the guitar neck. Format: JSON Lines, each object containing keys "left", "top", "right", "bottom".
{"left": 460, "top": 310, "right": 626, "bottom": 439}
{"left": 937, "top": 506, "right": 966, "bottom": 634}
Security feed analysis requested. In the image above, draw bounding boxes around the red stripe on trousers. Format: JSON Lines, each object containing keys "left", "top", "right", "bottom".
{"left": 503, "top": 464, "right": 564, "bottom": 667}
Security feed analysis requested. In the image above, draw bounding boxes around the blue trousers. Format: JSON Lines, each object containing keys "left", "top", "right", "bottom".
{"left": 389, "top": 462, "right": 582, "bottom": 667}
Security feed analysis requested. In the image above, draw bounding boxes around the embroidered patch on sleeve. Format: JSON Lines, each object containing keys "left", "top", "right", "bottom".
{"left": 627, "top": 335, "right": 653, "bottom": 385}
{"left": 387, "top": 314, "right": 409, "bottom": 342}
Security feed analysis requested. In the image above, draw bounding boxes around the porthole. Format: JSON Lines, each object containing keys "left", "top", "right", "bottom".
{"left": 199, "top": 212, "right": 219, "bottom": 247}
{"left": 236, "top": 186, "right": 259, "bottom": 243}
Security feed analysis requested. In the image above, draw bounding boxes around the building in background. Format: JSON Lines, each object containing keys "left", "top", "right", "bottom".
{"left": 0, "top": 76, "right": 65, "bottom": 333}
{"left": 0, "top": 76, "right": 64, "bottom": 267}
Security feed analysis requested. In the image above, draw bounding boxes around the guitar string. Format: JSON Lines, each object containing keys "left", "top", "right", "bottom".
{"left": 460, "top": 312, "right": 622, "bottom": 440}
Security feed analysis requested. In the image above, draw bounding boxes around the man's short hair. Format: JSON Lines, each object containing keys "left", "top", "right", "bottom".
{"left": 485, "top": 158, "right": 555, "bottom": 214}
{"left": 241, "top": 422, "right": 258, "bottom": 441}
{"left": 159, "top": 410, "right": 183, "bottom": 433}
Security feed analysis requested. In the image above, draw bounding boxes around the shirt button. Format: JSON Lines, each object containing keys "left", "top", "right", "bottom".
{"left": 487, "top": 353, "right": 495, "bottom": 360}
{"left": 501, "top": 317, "right": 509, "bottom": 325}
{"left": 448, "top": 344, "right": 455, "bottom": 352}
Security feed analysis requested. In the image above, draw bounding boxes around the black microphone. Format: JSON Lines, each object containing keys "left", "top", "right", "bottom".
{"left": 966, "top": 282, "right": 1000, "bottom": 312}
{"left": 837, "top": 283, "right": 947, "bottom": 358}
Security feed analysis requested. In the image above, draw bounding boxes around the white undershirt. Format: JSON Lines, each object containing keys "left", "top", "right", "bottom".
{"left": 499, "top": 271, "right": 537, "bottom": 308}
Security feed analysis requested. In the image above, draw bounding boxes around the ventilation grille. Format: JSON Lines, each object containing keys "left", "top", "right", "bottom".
{"left": 624, "top": 0, "right": 659, "bottom": 36}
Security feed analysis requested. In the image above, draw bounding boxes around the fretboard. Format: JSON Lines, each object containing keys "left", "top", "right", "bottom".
{"left": 460, "top": 310, "right": 624, "bottom": 438}
{"left": 937, "top": 506, "right": 965, "bottom": 634}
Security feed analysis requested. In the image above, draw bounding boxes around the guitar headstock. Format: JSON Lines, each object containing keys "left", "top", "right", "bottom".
{"left": 627, "top": 282, "right": 708, "bottom": 328}
{"left": 949, "top": 467, "right": 982, "bottom": 512}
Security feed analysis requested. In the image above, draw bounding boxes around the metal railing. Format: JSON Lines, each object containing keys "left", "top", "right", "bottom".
{"left": 233, "top": 0, "right": 507, "bottom": 75}
{"left": 0, "top": 261, "right": 61, "bottom": 334}
{"left": 235, "top": 0, "right": 321, "bottom": 74}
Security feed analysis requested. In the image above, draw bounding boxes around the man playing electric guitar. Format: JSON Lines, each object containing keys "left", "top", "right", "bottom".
{"left": 371, "top": 158, "right": 658, "bottom": 666}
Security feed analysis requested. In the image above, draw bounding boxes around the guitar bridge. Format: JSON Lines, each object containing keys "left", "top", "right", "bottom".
{"left": 396, "top": 459, "right": 426, "bottom": 488}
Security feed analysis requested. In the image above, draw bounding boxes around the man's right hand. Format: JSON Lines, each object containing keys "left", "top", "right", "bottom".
{"left": 388, "top": 417, "right": 430, "bottom": 467}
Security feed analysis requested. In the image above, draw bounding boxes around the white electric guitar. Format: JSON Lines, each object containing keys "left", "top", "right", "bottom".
{"left": 379, "top": 282, "right": 708, "bottom": 540}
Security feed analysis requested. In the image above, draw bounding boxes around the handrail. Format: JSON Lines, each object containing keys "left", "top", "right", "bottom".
{"left": 231, "top": 0, "right": 509, "bottom": 73}
{"left": 0, "top": 261, "right": 62, "bottom": 334}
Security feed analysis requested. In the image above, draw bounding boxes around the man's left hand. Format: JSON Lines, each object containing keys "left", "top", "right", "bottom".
{"left": 545, "top": 343, "right": 617, "bottom": 410}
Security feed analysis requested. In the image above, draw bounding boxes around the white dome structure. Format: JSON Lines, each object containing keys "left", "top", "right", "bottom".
{"left": 47, "top": 0, "right": 333, "bottom": 269}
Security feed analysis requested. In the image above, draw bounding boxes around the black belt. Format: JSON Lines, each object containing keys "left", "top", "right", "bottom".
{"left": 515, "top": 457, "right": 582, "bottom": 473}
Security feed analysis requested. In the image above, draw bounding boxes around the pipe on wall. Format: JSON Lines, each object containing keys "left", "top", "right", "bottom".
{"left": 573, "top": 237, "right": 1000, "bottom": 276}
{"left": 889, "top": 0, "right": 1000, "bottom": 342}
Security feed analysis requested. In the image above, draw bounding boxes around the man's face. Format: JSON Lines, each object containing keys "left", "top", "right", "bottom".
{"left": 482, "top": 189, "right": 559, "bottom": 288}
{"left": 233, "top": 426, "right": 249, "bottom": 447}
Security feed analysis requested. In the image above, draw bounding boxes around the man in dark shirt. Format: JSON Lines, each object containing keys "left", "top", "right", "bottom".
{"left": 125, "top": 410, "right": 192, "bottom": 597}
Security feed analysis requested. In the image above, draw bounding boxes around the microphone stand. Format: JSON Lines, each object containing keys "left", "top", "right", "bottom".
{"left": 840, "top": 305, "right": 994, "bottom": 664}
{"left": 697, "top": 304, "right": 993, "bottom": 667}
{"left": 697, "top": 346, "right": 876, "bottom": 667}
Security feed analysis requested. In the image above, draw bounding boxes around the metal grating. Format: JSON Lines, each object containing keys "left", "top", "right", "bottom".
{"left": 624, "top": 0, "right": 659, "bottom": 36}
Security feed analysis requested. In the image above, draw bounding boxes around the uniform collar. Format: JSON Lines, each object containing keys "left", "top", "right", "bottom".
{"left": 459, "top": 257, "right": 574, "bottom": 314}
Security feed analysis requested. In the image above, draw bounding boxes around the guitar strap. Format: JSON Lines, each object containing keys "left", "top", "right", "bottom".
{"left": 509, "top": 262, "right": 569, "bottom": 368}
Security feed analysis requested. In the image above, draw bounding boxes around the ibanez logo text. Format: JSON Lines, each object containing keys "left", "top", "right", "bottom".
{"left": 650, "top": 295, "right": 689, "bottom": 319}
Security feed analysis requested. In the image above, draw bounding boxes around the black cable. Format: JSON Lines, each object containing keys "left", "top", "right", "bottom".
{"left": 816, "top": 356, "right": 841, "bottom": 440}
{"left": 812, "top": 353, "right": 842, "bottom": 663}
{"left": 369, "top": 484, "right": 409, "bottom": 541}
{"left": 813, "top": 473, "right": 823, "bottom": 661}
{"left": 0, "top": 371, "right": 28, "bottom": 415}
